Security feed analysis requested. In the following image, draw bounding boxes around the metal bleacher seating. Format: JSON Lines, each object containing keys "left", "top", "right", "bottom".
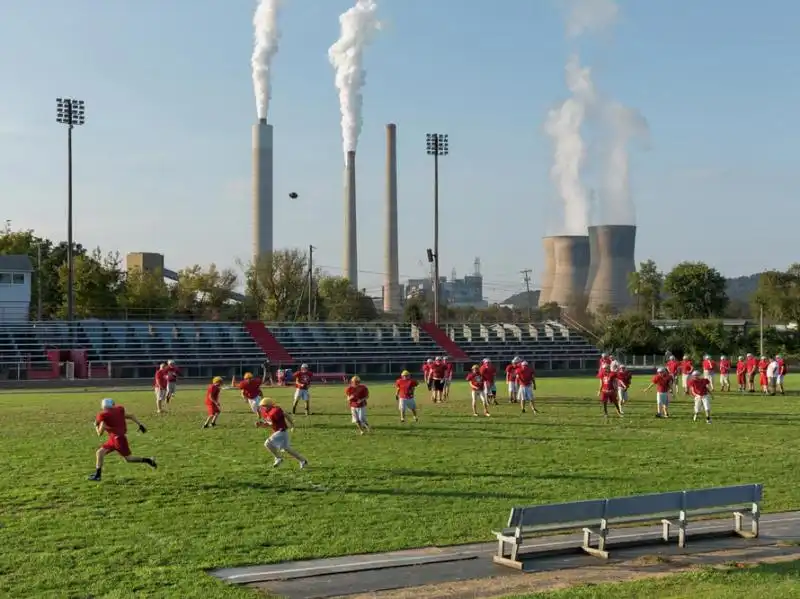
{"left": 445, "top": 320, "right": 600, "bottom": 371}
{"left": 268, "top": 322, "right": 442, "bottom": 375}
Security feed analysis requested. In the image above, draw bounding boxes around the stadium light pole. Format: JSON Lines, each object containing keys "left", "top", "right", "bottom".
{"left": 426, "top": 133, "right": 448, "bottom": 326}
{"left": 56, "top": 98, "right": 86, "bottom": 324}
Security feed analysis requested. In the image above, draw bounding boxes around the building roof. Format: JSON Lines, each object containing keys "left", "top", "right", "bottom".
{"left": 0, "top": 254, "right": 33, "bottom": 272}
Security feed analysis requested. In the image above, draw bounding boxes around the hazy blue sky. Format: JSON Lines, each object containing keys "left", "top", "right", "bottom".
{"left": 1, "top": 0, "right": 797, "bottom": 301}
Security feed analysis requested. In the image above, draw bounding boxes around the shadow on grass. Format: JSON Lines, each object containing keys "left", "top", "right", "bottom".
{"left": 374, "top": 468, "right": 629, "bottom": 481}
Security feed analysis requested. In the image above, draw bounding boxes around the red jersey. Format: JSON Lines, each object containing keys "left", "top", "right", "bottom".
{"left": 515, "top": 365, "right": 535, "bottom": 386}
{"left": 444, "top": 362, "right": 453, "bottom": 378}
{"left": 166, "top": 365, "right": 180, "bottom": 382}
{"left": 430, "top": 361, "right": 446, "bottom": 380}
{"left": 96, "top": 405, "right": 127, "bottom": 437}
{"left": 154, "top": 369, "right": 169, "bottom": 389}
{"left": 652, "top": 373, "right": 671, "bottom": 393}
{"left": 422, "top": 363, "right": 431, "bottom": 379}
{"left": 505, "top": 363, "right": 518, "bottom": 382}
{"left": 746, "top": 357, "right": 757, "bottom": 373}
{"left": 778, "top": 358, "right": 787, "bottom": 375}
{"left": 238, "top": 377, "right": 263, "bottom": 399}
{"left": 666, "top": 359, "right": 679, "bottom": 375}
{"left": 702, "top": 359, "right": 715, "bottom": 372}
{"left": 719, "top": 359, "right": 731, "bottom": 374}
{"left": 479, "top": 364, "right": 496, "bottom": 384}
{"left": 688, "top": 377, "right": 711, "bottom": 396}
{"left": 294, "top": 370, "right": 313, "bottom": 389}
{"left": 736, "top": 360, "right": 746, "bottom": 375}
{"left": 600, "top": 357, "right": 611, "bottom": 368}
{"left": 758, "top": 359, "right": 768, "bottom": 373}
{"left": 260, "top": 405, "right": 288, "bottom": 432}
{"left": 599, "top": 372, "right": 618, "bottom": 393}
{"left": 346, "top": 383, "right": 369, "bottom": 408}
{"left": 617, "top": 371, "right": 632, "bottom": 388}
{"left": 395, "top": 378, "right": 418, "bottom": 399}
{"left": 206, "top": 384, "right": 221, "bottom": 403}
{"left": 466, "top": 372, "right": 484, "bottom": 390}
{"left": 680, "top": 360, "right": 693, "bottom": 375}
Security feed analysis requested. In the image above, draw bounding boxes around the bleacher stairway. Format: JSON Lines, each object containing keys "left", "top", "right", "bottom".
{"left": 244, "top": 321, "right": 294, "bottom": 364}
{"left": 417, "top": 322, "right": 470, "bottom": 360}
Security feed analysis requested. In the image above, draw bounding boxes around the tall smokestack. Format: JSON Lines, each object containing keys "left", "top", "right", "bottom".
{"left": 384, "top": 124, "right": 400, "bottom": 312}
{"left": 586, "top": 225, "right": 636, "bottom": 313}
{"left": 344, "top": 150, "right": 358, "bottom": 287}
{"left": 538, "top": 237, "right": 556, "bottom": 306}
{"left": 253, "top": 119, "right": 273, "bottom": 262}
{"left": 548, "top": 235, "right": 590, "bottom": 308}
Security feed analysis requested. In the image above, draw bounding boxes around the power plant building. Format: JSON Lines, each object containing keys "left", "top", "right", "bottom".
{"left": 383, "top": 124, "right": 401, "bottom": 313}
{"left": 585, "top": 225, "right": 637, "bottom": 313}
{"left": 252, "top": 119, "right": 274, "bottom": 263}
{"left": 539, "top": 235, "right": 590, "bottom": 309}
{"left": 343, "top": 150, "right": 358, "bottom": 288}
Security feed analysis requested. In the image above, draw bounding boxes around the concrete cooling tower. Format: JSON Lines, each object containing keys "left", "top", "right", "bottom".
{"left": 383, "top": 124, "right": 400, "bottom": 313}
{"left": 538, "top": 237, "right": 556, "bottom": 306}
{"left": 344, "top": 150, "right": 358, "bottom": 288}
{"left": 546, "top": 235, "right": 590, "bottom": 308}
{"left": 253, "top": 119, "right": 274, "bottom": 261}
{"left": 586, "top": 225, "right": 637, "bottom": 313}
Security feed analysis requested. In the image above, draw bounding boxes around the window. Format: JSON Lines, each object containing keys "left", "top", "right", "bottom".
{"left": 12, "top": 273, "right": 24, "bottom": 284}
{"left": 0, "top": 273, "right": 10, "bottom": 284}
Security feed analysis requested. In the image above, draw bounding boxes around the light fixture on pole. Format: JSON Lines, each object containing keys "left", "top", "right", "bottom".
{"left": 425, "top": 133, "right": 448, "bottom": 326}
{"left": 56, "top": 98, "right": 86, "bottom": 324}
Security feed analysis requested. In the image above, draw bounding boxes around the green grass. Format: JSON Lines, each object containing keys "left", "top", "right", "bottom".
{"left": 1, "top": 376, "right": 799, "bottom": 598}
{"left": 510, "top": 560, "right": 800, "bottom": 598}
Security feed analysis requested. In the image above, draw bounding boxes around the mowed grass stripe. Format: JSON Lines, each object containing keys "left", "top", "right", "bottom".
{"left": 0, "top": 376, "right": 798, "bottom": 598}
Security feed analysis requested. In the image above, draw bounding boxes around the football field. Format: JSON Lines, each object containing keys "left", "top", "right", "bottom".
{"left": 1, "top": 376, "right": 800, "bottom": 598}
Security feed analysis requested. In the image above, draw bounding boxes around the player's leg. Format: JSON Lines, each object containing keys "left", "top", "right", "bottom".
{"left": 480, "top": 390, "right": 491, "bottom": 416}
{"left": 602, "top": 397, "right": 610, "bottom": 418}
{"left": 778, "top": 375, "right": 785, "bottom": 395}
{"left": 470, "top": 390, "right": 479, "bottom": 416}
{"left": 399, "top": 398, "right": 407, "bottom": 423}
{"left": 702, "top": 395, "right": 711, "bottom": 423}
{"left": 291, "top": 390, "right": 301, "bottom": 414}
{"left": 89, "top": 447, "right": 112, "bottom": 481}
{"left": 407, "top": 398, "right": 419, "bottom": 422}
{"left": 351, "top": 407, "right": 365, "bottom": 434}
{"left": 303, "top": 390, "right": 311, "bottom": 415}
{"left": 692, "top": 395, "right": 703, "bottom": 421}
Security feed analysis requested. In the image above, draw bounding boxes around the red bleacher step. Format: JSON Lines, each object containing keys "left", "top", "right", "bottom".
{"left": 418, "top": 322, "right": 471, "bottom": 361}
{"left": 244, "top": 321, "right": 294, "bottom": 364}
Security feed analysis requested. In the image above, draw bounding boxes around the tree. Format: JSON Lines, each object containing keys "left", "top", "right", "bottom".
{"left": 403, "top": 298, "right": 425, "bottom": 323}
{"left": 243, "top": 249, "right": 313, "bottom": 321}
{"left": 57, "top": 248, "right": 122, "bottom": 318}
{"left": 752, "top": 266, "right": 800, "bottom": 323}
{"left": 172, "top": 264, "right": 239, "bottom": 318}
{"left": 627, "top": 259, "right": 663, "bottom": 318}
{"left": 598, "top": 313, "right": 663, "bottom": 354}
{"left": 121, "top": 267, "right": 173, "bottom": 318}
{"left": 663, "top": 262, "right": 728, "bottom": 319}
{"left": 316, "top": 276, "right": 378, "bottom": 321}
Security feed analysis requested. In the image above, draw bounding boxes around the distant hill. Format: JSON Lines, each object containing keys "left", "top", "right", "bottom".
{"left": 499, "top": 290, "right": 540, "bottom": 308}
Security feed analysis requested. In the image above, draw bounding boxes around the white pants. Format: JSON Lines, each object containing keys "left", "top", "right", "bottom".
{"left": 719, "top": 374, "right": 729, "bottom": 386}
{"left": 483, "top": 382, "right": 496, "bottom": 396}
{"left": 248, "top": 398, "right": 261, "bottom": 413}
{"left": 266, "top": 430, "right": 289, "bottom": 451}
{"left": 471, "top": 389, "right": 487, "bottom": 406}
{"left": 681, "top": 374, "right": 690, "bottom": 389}
{"left": 693, "top": 395, "right": 711, "bottom": 413}
{"left": 294, "top": 389, "right": 309, "bottom": 402}
{"left": 399, "top": 398, "right": 416, "bottom": 412}
{"left": 350, "top": 406, "right": 367, "bottom": 424}
{"left": 656, "top": 392, "right": 669, "bottom": 408}
{"left": 777, "top": 374, "right": 785, "bottom": 385}
{"left": 166, "top": 381, "right": 176, "bottom": 396}
{"left": 508, "top": 382, "right": 517, "bottom": 396}
{"left": 618, "top": 388, "right": 628, "bottom": 403}
{"left": 154, "top": 387, "right": 166, "bottom": 402}
{"left": 518, "top": 385, "right": 534, "bottom": 403}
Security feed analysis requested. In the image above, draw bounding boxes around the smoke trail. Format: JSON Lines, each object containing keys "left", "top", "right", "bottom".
{"left": 251, "top": 0, "right": 283, "bottom": 121}
{"left": 328, "top": 0, "right": 380, "bottom": 159}
{"left": 565, "top": 0, "right": 619, "bottom": 38}
{"left": 544, "top": 55, "right": 596, "bottom": 234}
{"left": 603, "top": 102, "right": 649, "bottom": 225}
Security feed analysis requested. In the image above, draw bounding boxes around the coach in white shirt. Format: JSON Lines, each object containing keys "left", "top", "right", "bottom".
{"left": 766, "top": 359, "right": 779, "bottom": 394}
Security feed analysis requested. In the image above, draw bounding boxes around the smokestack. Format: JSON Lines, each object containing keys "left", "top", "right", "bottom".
{"left": 586, "top": 225, "right": 636, "bottom": 313}
{"left": 538, "top": 237, "right": 556, "bottom": 306}
{"left": 383, "top": 124, "right": 400, "bottom": 312}
{"left": 548, "top": 235, "right": 590, "bottom": 308}
{"left": 344, "top": 150, "right": 358, "bottom": 288}
{"left": 252, "top": 120, "right": 273, "bottom": 262}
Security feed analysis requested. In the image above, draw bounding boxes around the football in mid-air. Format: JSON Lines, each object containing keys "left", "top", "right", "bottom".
{"left": 289, "top": 192, "right": 298, "bottom": 199}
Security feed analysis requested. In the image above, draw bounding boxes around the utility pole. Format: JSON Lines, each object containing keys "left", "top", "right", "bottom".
{"left": 426, "top": 133, "right": 449, "bottom": 326}
{"left": 521, "top": 269, "right": 533, "bottom": 321}
{"left": 307, "top": 244, "right": 315, "bottom": 321}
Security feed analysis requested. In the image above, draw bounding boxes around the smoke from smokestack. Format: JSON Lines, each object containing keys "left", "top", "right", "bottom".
{"left": 564, "top": 0, "right": 619, "bottom": 38}
{"left": 602, "top": 102, "right": 649, "bottom": 225}
{"left": 251, "top": 0, "right": 283, "bottom": 121}
{"left": 328, "top": 0, "right": 380, "bottom": 159}
{"left": 544, "top": 55, "right": 596, "bottom": 234}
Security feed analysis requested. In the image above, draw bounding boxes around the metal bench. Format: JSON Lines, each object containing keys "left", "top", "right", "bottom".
{"left": 493, "top": 483, "right": 762, "bottom": 568}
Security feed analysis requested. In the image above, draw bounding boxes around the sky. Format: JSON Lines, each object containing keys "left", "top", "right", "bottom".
{"left": 1, "top": 0, "right": 798, "bottom": 303}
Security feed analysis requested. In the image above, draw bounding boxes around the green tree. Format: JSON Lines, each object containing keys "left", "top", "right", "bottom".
{"left": 316, "top": 276, "right": 378, "bottom": 321}
{"left": 598, "top": 313, "right": 663, "bottom": 354}
{"left": 403, "top": 298, "right": 425, "bottom": 323}
{"left": 121, "top": 267, "right": 173, "bottom": 318}
{"left": 663, "top": 262, "right": 728, "bottom": 319}
{"left": 752, "top": 266, "right": 800, "bottom": 323}
{"left": 172, "top": 264, "right": 239, "bottom": 318}
{"left": 57, "top": 248, "right": 122, "bottom": 318}
{"left": 243, "top": 249, "right": 313, "bottom": 321}
{"left": 627, "top": 259, "right": 663, "bottom": 318}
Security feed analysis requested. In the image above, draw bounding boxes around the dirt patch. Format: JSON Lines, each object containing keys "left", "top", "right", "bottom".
{"left": 340, "top": 545, "right": 800, "bottom": 599}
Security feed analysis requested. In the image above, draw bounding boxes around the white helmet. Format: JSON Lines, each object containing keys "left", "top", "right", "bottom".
{"left": 668, "top": 355, "right": 675, "bottom": 360}
{"left": 738, "top": 355, "right": 744, "bottom": 360}
{"left": 482, "top": 358, "right": 489, "bottom": 363}
{"left": 692, "top": 370, "right": 701, "bottom": 377}
{"left": 657, "top": 367, "right": 665, "bottom": 373}
{"left": 301, "top": 363, "right": 309, "bottom": 369}
{"left": 601, "top": 353, "right": 607, "bottom": 358}
{"left": 761, "top": 355, "right": 767, "bottom": 360}
{"left": 521, "top": 361, "right": 528, "bottom": 367}
{"left": 435, "top": 356, "right": 442, "bottom": 361}
{"left": 426, "top": 358, "right": 434, "bottom": 364}
{"left": 512, "top": 356, "right": 520, "bottom": 364}
{"left": 747, "top": 353, "right": 753, "bottom": 357}
{"left": 167, "top": 359, "right": 175, "bottom": 366}
{"left": 720, "top": 355, "right": 726, "bottom": 360}
{"left": 442, "top": 356, "right": 448, "bottom": 362}
{"left": 101, "top": 398, "right": 114, "bottom": 410}
{"left": 703, "top": 354, "right": 710, "bottom": 359}
{"left": 776, "top": 354, "right": 782, "bottom": 359}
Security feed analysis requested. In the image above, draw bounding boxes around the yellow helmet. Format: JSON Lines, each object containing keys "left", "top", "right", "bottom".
{"left": 212, "top": 376, "right": 223, "bottom": 384}
{"left": 472, "top": 364, "right": 479, "bottom": 371}
{"left": 401, "top": 370, "right": 410, "bottom": 377}
{"left": 243, "top": 372, "right": 253, "bottom": 379}
{"left": 258, "top": 397, "right": 273, "bottom": 408}
{"left": 350, "top": 375, "right": 361, "bottom": 384}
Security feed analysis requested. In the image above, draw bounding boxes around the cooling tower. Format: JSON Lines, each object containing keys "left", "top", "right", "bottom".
{"left": 538, "top": 237, "right": 556, "bottom": 306}
{"left": 252, "top": 119, "right": 273, "bottom": 262}
{"left": 344, "top": 150, "right": 358, "bottom": 288}
{"left": 383, "top": 124, "right": 400, "bottom": 312}
{"left": 586, "top": 225, "right": 637, "bottom": 313}
{"left": 548, "top": 235, "right": 590, "bottom": 308}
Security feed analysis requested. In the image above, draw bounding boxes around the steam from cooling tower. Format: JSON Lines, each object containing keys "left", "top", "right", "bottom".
{"left": 328, "top": 0, "right": 381, "bottom": 158}
{"left": 252, "top": 0, "right": 283, "bottom": 120}
{"left": 603, "top": 102, "right": 650, "bottom": 225}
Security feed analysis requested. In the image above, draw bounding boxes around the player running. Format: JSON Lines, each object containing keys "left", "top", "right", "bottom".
{"left": 395, "top": 370, "right": 419, "bottom": 423}
{"left": 292, "top": 364, "right": 313, "bottom": 415}
{"left": 202, "top": 376, "right": 223, "bottom": 428}
{"left": 617, "top": 365, "right": 632, "bottom": 407}
{"left": 688, "top": 370, "right": 713, "bottom": 423}
{"left": 256, "top": 398, "right": 308, "bottom": 468}
{"left": 598, "top": 364, "right": 623, "bottom": 419}
{"left": 643, "top": 367, "right": 672, "bottom": 418}
{"left": 506, "top": 357, "right": 520, "bottom": 403}
{"left": 238, "top": 372, "right": 263, "bottom": 416}
{"left": 515, "top": 360, "right": 538, "bottom": 414}
{"left": 346, "top": 376, "right": 370, "bottom": 434}
{"left": 154, "top": 363, "right": 169, "bottom": 414}
{"left": 89, "top": 398, "right": 157, "bottom": 481}
{"left": 466, "top": 364, "right": 490, "bottom": 417}
{"left": 165, "top": 359, "right": 180, "bottom": 403}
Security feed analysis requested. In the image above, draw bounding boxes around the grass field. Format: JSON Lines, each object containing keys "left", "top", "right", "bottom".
{"left": 1, "top": 375, "right": 800, "bottom": 599}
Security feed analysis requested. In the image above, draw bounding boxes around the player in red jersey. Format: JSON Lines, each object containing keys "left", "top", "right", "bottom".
{"left": 735, "top": 355, "right": 747, "bottom": 392}
{"left": 479, "top": 359, "right": 498, "bottom": 405}
{"left": 718, "top": 355, "right": 731, "bottom": 392}
{"left": 153, "top": 363, "right": 169, "bottom": 413}
{"left": 687, "top": 370, "right": 712, "bottom": 423}
{"left": 702, "top": 355, "right": 716, "bottom": 391}
{"left": 758, "top": 355, "right": 769, "bottom": 393}
{"left": 202, "top": 376, "right": 224, "bottom": 428}
{"left": 395, "top": 370, "right": 419, "bottom": 423}
{"left": 165, "top": 359, "right": 181, "bottom": 403}
{"left": 599, "top": 353, "right": 611, "bottom": 369}
{"left": 256, "top": 398, "right": 307, "bottom": 468}
{"left": 617, "top": 365, "right": 632, "bottom": 407}
{"left": 665, "top": 355, "right": 679, "bottom": 394}
{"left": 597, "top": 365, "right": 623, "bottom": 418}
{"left": 346, "top": 375, "right": 370, "bottom": 434}
{"left": 422, "top": 359, "right": 434, "bottom": 400}
{"left": 442, "top": 357, "right": 454, "bottom": 400}
{"left": 776, "top": 354, "right": 787, "bottom": 395}
{"left": 505, "top": 357, "right": 520, "bottom": 403}
{"left": 89, "top": 399, "right": 157, "bottom": 481}
{"left": 238, "top": 372, "right": 263, "bottom": 416}
{"left": 745, "top": 353, "right": 757, "bottom": 392}
{"left": 679, "top": 355, "right": 694, "bottom": 394}
{"left": 430, "top": 357, "right": 447, "bottom": 403}
{"left": 643, "top": 367, "right": 672, "bottom": 418}
{"left": 292, "top": 364, "right": 314, "bottom": 415}
{"left": 515, "top": 360, "right": 538, "bottom": 414}
{"left": 466, "top": 365, "right": 490, "bottom": 417}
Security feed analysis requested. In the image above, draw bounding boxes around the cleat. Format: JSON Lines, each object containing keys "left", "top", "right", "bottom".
{"left": 299, "top": 460, "right": 308, "bottom": 469}
{"left": 273, "top": 458, "right": 283, "bottom": 468}
{"left": 88, "top": 473, "right": 101, "bottom": 481}
{"left": 147, "top": 458, "right": 157, "bottom": 469}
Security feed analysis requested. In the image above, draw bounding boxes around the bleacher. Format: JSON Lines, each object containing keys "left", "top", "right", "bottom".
{"left": 445, "top": 320, "right": 600, "bottom": 371}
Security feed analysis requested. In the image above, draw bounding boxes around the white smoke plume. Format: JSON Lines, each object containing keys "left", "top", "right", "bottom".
{"left": 545, "top": 55, "right": 597, "bottom": 234}
{"left": 252, "top": 0, "right": 283, "bottom": 121}
{"left": 565, "top": 0, "right": 619, "bottom": 38}
{"left": 328, "top": 0, "right": 381, "bottom": 158}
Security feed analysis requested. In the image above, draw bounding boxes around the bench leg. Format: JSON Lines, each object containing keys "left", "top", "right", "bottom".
{"left": 661, "top": 519, "right": 671, "bottom": 543}
{"left": 497, "top": 538, "right": 509, "bottom": 559}
{"left": 509, "top": 539, "right": 522, "bottom": 562}
{"left": 678, "top": 519, "right": 687, "bottom": 548}
{"left": 752, "top": 504, "right": 760, "bottom": 538}
{"left": 582, "top": 527, "right": 609, "bottom": 559}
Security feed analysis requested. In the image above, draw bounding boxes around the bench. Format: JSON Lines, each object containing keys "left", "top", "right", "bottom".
{"left": 493, "top": 483, "right": 762, "bottom": 568}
